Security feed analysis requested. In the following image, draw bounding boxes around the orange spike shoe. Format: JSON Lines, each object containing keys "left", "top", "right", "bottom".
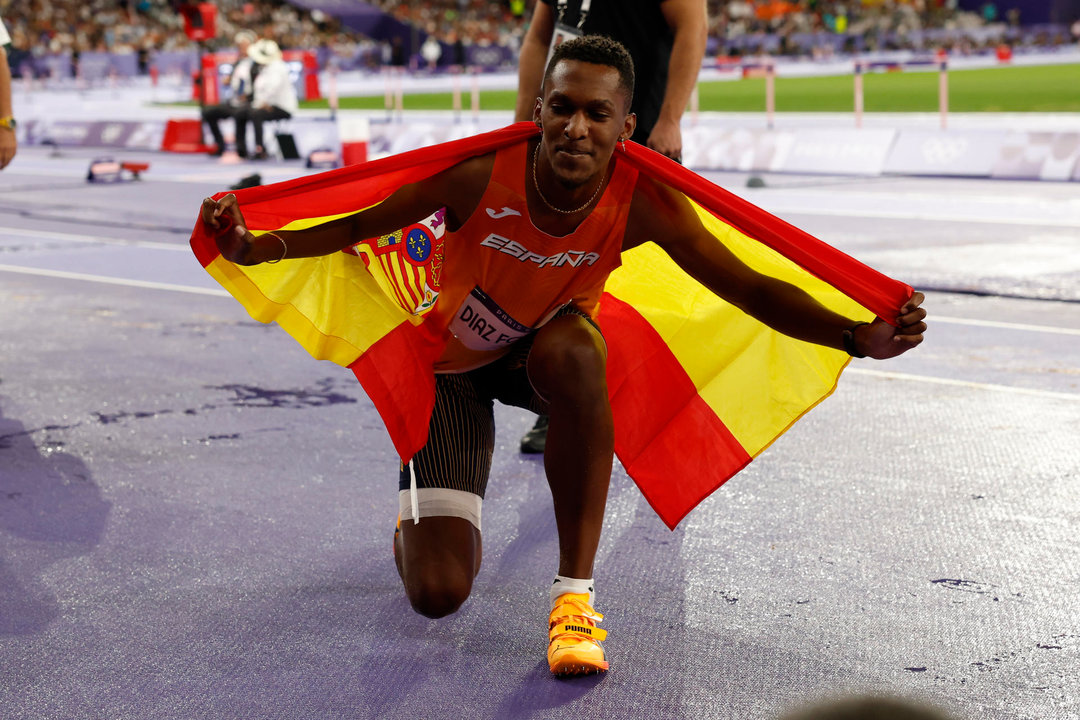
{"left": 548, "top": 592, "right": 609, "bottom": 676}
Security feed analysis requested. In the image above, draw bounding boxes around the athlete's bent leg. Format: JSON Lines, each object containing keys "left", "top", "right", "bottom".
{"left": 392, "top": 373, "right": 494, "bottom": 619}
{"left": 527, "top": 314, "right": 613, "bottom": 580}
{"left": 528, "top": 314, "right": 613, "bottom": 674}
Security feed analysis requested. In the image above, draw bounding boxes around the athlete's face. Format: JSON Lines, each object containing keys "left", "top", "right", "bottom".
{"left": 534, "top": 60, "right": 636, "bottom": 190}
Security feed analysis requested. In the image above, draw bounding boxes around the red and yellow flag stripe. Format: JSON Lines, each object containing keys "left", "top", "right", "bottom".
{"left": 603, "top": 142, "right": 909, "bottom": 527}
{"left": 189, "top": 123, "right": 911, "bottom": 528}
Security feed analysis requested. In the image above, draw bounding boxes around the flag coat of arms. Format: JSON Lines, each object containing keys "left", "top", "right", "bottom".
{"left": 190, "top": 122, "right": 912, "bottom": 529}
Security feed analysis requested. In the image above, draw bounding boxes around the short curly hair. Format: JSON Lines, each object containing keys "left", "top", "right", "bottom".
{"left": 542, "top": 35, "right": 635, "bottom": 109}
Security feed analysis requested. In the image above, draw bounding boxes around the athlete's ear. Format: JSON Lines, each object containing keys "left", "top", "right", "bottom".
{"left": 533, "top": 96, "right": 543, "bottom": 125}
{"left": 622, "top": 112, "right": 637, "bottom": 143}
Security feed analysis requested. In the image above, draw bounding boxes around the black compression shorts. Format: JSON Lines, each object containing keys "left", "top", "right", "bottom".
{"left": 398, "top": 306, "right": 601, "bottom": 501}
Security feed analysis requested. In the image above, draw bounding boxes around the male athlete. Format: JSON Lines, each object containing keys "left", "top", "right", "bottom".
{"left": 200, "top": 36, "right": 926, "bottom": 676}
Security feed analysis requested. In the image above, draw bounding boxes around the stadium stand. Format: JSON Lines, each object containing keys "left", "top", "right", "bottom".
{"left": 2, "top": 0, "right": 1075, "bottom": 84}
{"left": 706, "top": 0, "right": 1078, "bottom": 58}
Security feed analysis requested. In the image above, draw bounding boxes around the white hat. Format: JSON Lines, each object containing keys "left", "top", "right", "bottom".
{"left": 248, "top": 39, "right": 283, "bottom": 64}
{"left": 234, "top": 30, "right": 257, "bottom": 46}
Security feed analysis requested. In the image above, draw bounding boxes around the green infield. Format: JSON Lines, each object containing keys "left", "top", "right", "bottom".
{"left": 302, "top": 62, "right": 1080, "bottom": 113}
{"left": 699, "top": 62, "right": 1080, "bottom": 112}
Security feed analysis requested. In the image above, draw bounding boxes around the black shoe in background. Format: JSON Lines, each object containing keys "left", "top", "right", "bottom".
{"left": 229, "top": 173, "right": 262, "bottom": 190}
{"left": 520, "top": 414, "right": 549, "bottom": 454}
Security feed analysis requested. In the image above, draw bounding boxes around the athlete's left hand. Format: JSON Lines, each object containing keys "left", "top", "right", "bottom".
{"left": 0, "top": 128, "right": 16, "bottom": 170}
{"left": 856, "top": 291, "right": 927, "bottom": 360}
{"left": 646, "top": 117, "right": 683, "bottom": 162}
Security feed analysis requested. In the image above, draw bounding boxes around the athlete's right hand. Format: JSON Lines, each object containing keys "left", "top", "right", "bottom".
{"left": 201, "top": 193, "right": 262, "bottom": 265}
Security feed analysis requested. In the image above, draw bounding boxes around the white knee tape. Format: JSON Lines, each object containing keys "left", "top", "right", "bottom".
{"left": 398, "top": 488, "right": 482, "bottom": 532}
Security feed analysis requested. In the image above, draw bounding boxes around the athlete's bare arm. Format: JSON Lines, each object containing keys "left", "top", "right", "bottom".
{"left": 514, "top": 1, "right": 556, "bottom": 123}
{"left": 623, "top": 175, "right": 926, "bottom": 359}
{"left": 200, "top": 154, "right": 496, "bottom": 265}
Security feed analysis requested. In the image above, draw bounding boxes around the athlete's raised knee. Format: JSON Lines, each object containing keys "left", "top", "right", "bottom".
{"left": 529, "top": 315, "right": 607, "bottom": 398}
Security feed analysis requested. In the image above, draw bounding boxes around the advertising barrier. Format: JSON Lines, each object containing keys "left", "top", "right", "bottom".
{"left": 884, "top": 130, "right": 1009, "bottom": 177}
{"left": 992, "top": 132, "right": 1080, "bottom": 182}
{"left": 22, "top": 119, "right": 166, "bottom": 150}
{"left": 681, "top": 127, "right": 793, "bottom": 173}
{"left": 782, "top": 129, "right": 897, "bottom": 175}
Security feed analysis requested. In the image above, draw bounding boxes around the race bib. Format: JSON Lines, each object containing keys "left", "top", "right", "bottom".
{"left": 449, "top": 287, "right": 533, "bottom": 351}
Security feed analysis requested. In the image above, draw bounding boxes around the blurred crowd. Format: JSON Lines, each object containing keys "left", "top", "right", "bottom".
{"left": 0, "top": 0, "right": 376, "bottom": 58}
{"left": 703, "top": 0, "right": 1061, "bottom": 57}
{"left": 379, "top": 0, "right": 526, "bottom": 49}
{"left": 358, "top": 0, "right": 1070, "bottom": 58}
{"left": 0, "top": 0, "right": 1072, "bottom": 73}
{"left": 708, "top": 0, "right": 1018, "bottom": 41}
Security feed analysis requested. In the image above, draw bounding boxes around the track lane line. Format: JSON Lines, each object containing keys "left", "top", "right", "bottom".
{"left": 752, "top": 202, "right": 1080, "bottom": 228}
{"left": 847, "top": 367, "right": 1079, "bottom": 402}
{"left": 0, "top": 226, "right": 191, "bottom": 250}
{"left": 932, "top": 315, "right": 1080, "bottom": 336}
{"left": 0, "top": 263, "right": 229, "bottom": 296}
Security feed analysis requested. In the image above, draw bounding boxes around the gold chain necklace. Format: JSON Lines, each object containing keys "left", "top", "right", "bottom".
{"left": 532, "top": 141, "right": 606, "bottom": 215}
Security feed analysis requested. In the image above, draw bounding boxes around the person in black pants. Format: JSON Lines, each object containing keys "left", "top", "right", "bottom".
{"left": 233, "top": 39, "right": 298, "bottom": 160}
{"left": 202, "top": 30, "right": 257, "bottom": 157}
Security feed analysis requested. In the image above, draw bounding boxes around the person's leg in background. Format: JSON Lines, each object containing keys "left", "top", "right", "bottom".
{"left": 519, "top": 412, "right": 549, "bottom": 454}
{"left": 248, "top": 107, "right": 291, "bottom": 160}
{"left": 201, "top": 103, "right": 234, "bottom": 156}
{"left": 232, "top": 105, "right": 251, "bottom": 158}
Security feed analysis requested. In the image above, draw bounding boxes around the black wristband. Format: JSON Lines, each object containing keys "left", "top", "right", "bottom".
{"left": 842, "top": 322, "right": 869, "bottom": 358}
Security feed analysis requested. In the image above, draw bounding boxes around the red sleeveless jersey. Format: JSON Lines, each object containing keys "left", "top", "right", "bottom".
{"left": 433, "top": 139, "right": 638, "bottom": 372}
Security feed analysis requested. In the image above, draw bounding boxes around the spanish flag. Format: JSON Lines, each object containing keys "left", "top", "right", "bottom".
{"left": 189, "top": 122, "right": 911, "bottom": 529}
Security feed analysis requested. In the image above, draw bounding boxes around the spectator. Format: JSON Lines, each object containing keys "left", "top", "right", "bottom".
{"left": 201, "top": 29, "right": 257, "bottom": 157}
{"left": 420, "top": 33, "right": 442, "bottom": 69}
{"left": 451, "top": 30, "right": 467, "bottom": 67}
{"left": 233, "top": 38, "right": 296, "bottom": 160}
{"left": 389, "top": 35, "right": 407, "bottom": 67}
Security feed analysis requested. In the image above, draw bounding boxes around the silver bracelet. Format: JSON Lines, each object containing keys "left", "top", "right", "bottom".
{"left": 264, "top": 232, "right": 287, "bottom": 264}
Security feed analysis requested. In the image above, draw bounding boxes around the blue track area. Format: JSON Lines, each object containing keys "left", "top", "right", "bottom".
{"left": 1, "top": 145, "right": 1078, "bottom": 719}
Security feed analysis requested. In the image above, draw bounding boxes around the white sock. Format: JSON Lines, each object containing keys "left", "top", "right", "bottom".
{"left": 550, "top": 575, "right": 594, "bottom": 608}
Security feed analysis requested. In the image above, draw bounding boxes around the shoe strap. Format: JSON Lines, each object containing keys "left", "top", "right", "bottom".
{"left": 550, "top": 595, "right": 603, "bottom": 623}
{"left": 551, "top": 621, "right": 607, "bottom": 642}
